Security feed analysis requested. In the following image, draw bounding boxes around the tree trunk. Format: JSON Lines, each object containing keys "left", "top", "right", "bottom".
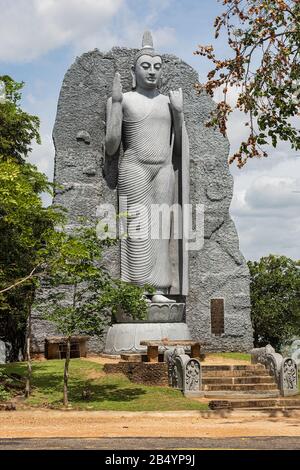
{"left": 25, "top": 308, "right": 32, "bottom": 398}
{"left": 63, "top": 336, "right": 71, "bottom": 407}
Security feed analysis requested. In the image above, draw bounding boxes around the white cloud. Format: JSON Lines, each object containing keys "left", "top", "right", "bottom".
{"left": 245, "top": 176, "right": 300, "bottom": 210}
{"left": 0, "top": 0, "right": 123, "bottom": 61}
{"left": 0, "top": 0, "right": 176, "bottom": 62}
{"left": 230, "top": 155, "right": 300, "bottom": 260}
{"left": 28, "top": 130, "right": 54, "bottom": 207}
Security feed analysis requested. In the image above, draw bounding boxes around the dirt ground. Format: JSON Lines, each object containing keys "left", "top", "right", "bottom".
{"left": 0, "top": 409, "right": 300, "bottom": 439}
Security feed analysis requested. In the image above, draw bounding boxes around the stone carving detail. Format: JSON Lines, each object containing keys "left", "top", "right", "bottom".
{"left": 165, "top": 347, "right": 185, "bottom": 388}
{"left": 251, "top": 344, "right": 275, "bottom": 365}
{"left": 185, "top": 359, "right": 201, "bottom": 392}
{"left": 167, "top": 351, "right": 178, "bottom": 388}
{"left": 266, "top": 353, "right": 282, "bottom": 384}
{"left": 165, "top": 348, "right": 202, "bottom": 397}
{"left": 76, "top": 130, "right": 91, "bottom": 144}
{"left": 281, "top": 358, "right": 298, "bottom": 396}
{"left": 251, "top": 344, "right": 299, "bottom": 396}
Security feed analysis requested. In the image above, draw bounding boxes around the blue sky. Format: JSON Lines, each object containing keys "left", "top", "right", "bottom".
{"left": 1, "top": 0, "right": 299, "bottom": 260}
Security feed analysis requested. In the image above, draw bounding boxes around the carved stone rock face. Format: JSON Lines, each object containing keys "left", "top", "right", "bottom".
{"left": 30, "top": 44, "right": 253, "bottom": 354}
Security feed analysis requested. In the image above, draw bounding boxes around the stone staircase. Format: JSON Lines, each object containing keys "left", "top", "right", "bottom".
{"left": 202, "top": 364, "right": 280, "bottom": 398}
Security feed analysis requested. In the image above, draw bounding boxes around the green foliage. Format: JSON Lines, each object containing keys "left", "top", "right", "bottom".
{"left": 100, "top": 280, "right": 150, "bottom": 320}
{"left": 0, "top": 360, "right": 209, "bottom": 411}
{"left": 248, "top": 254, "right": 300, "bottom": 349}
{"left": 0, "top": 160, "right": 60, "bottom": 283}
{"left": 0, "top": 76, "right": 63, "bottom": 359}
{"left": 42, "top": 225, "right": 148, "bottom": 337}
{"left": 0, "top": 385, "right": 10, "bottom": 402}
{"left": 0, "top": 75, "right": 40, "bottom": 163}
{"left": 0, "top": 369, "right": 25, "bottom": 401}
{"left": 212, "top": 352, "right": 251, "bottom": 361}
{"left": 0, "top": 158, "right": 64, "bottom": 358}
{"left": 0, "top": 371, "right": 10, "bottom": 401}
{"left": 195, "top": 0, "right": 300, "bottom": 167}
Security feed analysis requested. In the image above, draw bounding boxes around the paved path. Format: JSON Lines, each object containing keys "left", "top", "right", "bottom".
{"left": 0, "top": 436, "right": 300, "bottom": 450}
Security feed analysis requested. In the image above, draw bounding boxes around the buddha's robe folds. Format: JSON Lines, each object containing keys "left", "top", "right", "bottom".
{"left": 119, "top": 94, "right": 175, "bottom": 290}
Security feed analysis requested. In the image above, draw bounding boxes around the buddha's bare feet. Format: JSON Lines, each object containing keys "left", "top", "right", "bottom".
{"left": 151, "top": 294, "right": 176, "bottom": 303}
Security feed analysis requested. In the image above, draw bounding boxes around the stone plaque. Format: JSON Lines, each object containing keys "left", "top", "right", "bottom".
{"left": 211, "top": 298, "right": 224, "bottom": 336}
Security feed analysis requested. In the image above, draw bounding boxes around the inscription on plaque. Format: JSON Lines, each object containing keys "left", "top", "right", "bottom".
{"left": 211, "top": 298, "right": 224, "bottom": 336}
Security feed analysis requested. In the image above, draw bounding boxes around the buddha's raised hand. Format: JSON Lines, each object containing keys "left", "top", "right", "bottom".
{"left": 169, "top": 88, "right": 183, "bottom": 114}
{"left": 112, "top": 72, "right": 123, "bottom": 103}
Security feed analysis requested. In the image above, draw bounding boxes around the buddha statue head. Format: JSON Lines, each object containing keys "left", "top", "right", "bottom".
{"left": 131, "top": 31, "right": 162, "bottom": 90}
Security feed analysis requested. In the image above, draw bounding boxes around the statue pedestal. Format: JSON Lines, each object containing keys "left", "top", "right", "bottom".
{"left": 104, "top": 303, "right": 192, "bottom": 355}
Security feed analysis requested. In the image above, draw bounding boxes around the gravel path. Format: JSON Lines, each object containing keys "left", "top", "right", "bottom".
{"left": 0, "top": 409, "right": 299, "bottom": 439}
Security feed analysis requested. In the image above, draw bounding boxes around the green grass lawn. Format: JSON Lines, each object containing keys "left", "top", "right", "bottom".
{"left": 0, "top": 359, "right": 208, "bottom": 411}
{"left": 210, "top": 352, "right": 251, "bottom": 361}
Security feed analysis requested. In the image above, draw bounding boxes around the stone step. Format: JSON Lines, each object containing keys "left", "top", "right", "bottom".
{"left": 203, "top": 383, "right": 279, "bottom": 392}
{"left": 203, "top": 391, "right": 280, "bottom": 399}
{"left": 203, "top": 376, "right": 276, "bottom": 385}
{"left": 209, "top": 398, "right": 300, "bottom": 409}
{"left": 202, "top": 369, "right": 270, "bottom": 377}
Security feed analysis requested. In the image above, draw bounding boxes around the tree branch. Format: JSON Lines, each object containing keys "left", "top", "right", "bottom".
{"left": 0, "top": 265, "right": 41, "bottom": 294}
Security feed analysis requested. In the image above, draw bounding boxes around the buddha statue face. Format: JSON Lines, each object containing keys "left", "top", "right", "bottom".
{"left": 132, "top": 54, "right": 162, "bottom": 90}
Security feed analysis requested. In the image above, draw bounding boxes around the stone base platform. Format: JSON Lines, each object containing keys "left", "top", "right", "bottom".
{"left": 104, "top": 322, "right": 191, "bottom": 355}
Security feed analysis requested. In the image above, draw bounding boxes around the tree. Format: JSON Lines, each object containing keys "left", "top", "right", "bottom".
{"left": 195, "top": 0, "right": 300, "bottom": 167}
{"left": 0, "top": 76, "right": 63, "bottom": 364}
{"left": 248, "top": 254, "right": 300, "bottom": 349}
{"left": 42, "top": 224, "right": 148, "bottom": 407}
{"left": 0, "top": 75, "right": 40, "bottom": 163}
{"left": 0, "top": 75, "right": 65, "bottom": 401}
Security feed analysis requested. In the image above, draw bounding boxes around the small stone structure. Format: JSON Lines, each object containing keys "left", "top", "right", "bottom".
{"left": 44, "top": 336, "right": 89, "bottom": 360}
{"left": 141, "top": 339, "right": 202, "bottom": 363}
{"left": 251, "top": 345, "right": 299, "bottom": 397}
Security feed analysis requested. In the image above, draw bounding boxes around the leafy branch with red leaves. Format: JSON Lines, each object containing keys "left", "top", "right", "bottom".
{"left": 195, "top": 0, "right": 300, "bottom": 167}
